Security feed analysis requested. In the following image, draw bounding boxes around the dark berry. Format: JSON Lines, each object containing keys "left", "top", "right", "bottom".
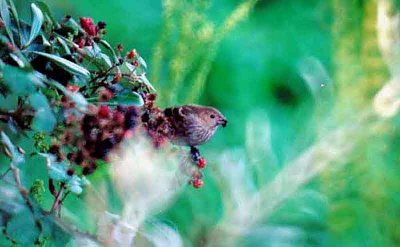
{"left": 97, "top": 21, "right": 106, "bottom": 29}
{"left": 94, "top": 137, "right": 117, "bottom": 159}
{"left": 124, "top": 107, "right": 138, "bottom": 130}
{"left": 141, "top": 112, "right": 149, "bottom": 123}
{"left": 67, "top": 169, "right": 74, "bottom": 176}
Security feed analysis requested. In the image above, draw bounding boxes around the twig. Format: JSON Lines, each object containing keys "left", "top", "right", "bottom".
{"left": 50, "top": 183, "right": 65, "bottom": 214}
{"left": 0, "top": 167, "right": 11, "bottom": 180}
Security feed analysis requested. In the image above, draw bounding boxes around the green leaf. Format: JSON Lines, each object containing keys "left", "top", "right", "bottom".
{"left": 7, "top": 0, "right": 22, "bottom": 45}
{"left": 99, "top": 39, "right": 118, "bottom": 63}
{"left": 23, "top": 3, "right": 44, "bottom": 48}
{"left": 111, "top": 91, "right": 144, "bottom": 106}
{"left": 33, "top": 1, "right": 57, "bottom": 26}
{"left": 138, "top": 74, "right": 156, "bottom": 92}
{"left": 6, "top": 208, "right": 40, "bottom": 245}
{"left": 32, "top": 51, "right": 90, "bottom": 78}
{"left": 29, "top": 93, "right": 56, "bottom": 132}
{"left": 3, "top": 65, "right": 44, "bottom": 94}
{"left": 0, "top": 0, "right": 15, "bottom": 45}
{"left": 0, "top": 131, "right": 24, "bottom": 166}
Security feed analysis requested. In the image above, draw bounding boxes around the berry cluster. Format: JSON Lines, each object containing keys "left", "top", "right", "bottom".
{"left": 74, "top": 17, "right": 107, "bottom": 47}
{"left": 189, "top": 147, "right": 207, "bottom": 189}
{"left": 55, "top": 86, "right": 140, "bottom": 175}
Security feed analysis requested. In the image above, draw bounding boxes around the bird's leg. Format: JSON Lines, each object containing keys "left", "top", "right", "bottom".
{"left": 190, "top": 146, "right": 200, "bottom": 162}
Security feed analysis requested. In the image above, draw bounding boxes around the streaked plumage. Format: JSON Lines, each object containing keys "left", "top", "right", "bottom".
{"left": 164, "top": 105, "right": 227, "bottom": 147}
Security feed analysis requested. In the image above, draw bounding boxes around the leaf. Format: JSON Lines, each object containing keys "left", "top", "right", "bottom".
{"left": 0, "top": 0, "right": 15, "bottom": 45}
{"left": 99, "top": 39, "right": 118, "bottom": 63}
{"left": 1, "top": 131, "right": 24, "bottom": 166}
{"left": 29, "top": 93, "right": 56, "bottom": 132}
{"left": 138, "top": 56, "right": 147, "bottom": 70}
{"left": 6, "top": 208, "right": 40, "bottom": 245}
{"left": 24, "top": 3, "right": 44, "bottom": 48}
{"left": 32, "top": 51, "right": 90, "bottom": 78}
{"left": 39, "top": 153, "right": 69, "bottom": 181}
{"left": 138, "top": 74, "right": 156, "bottom": 92}
{"left": 7, "top": 0, "right": 21, "bottom": 45}
{"left": 111, "top": 91, "right": 144, "bottom": 106}
{"left": 3, "top": 65, "right": 44, "bottom": 94}
{"left": 33, "top": 1, "right": 57, "bottom": 26}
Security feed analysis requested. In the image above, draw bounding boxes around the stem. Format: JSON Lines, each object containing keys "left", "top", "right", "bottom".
{"left": 50, "top": 183, "right": 65, "bottom": 214}
{"left": 0, "top": 167, "right": 11, "bottom": 180}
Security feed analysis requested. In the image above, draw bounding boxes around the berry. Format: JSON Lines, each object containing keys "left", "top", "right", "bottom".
{"left": 197, "top": 158, "right": 206, "bottom": 169}
{"left": 66, "top": 84, "right": 80, "bottom": 93}
{"left": 112, "top": 72, "right": 122, "bottom": 83}
{"left": 77, "top": 38, "right": 85, "bottom": 48}
{"left": 192, "top": 178, "right": 204, "bottom": 189}
{"left": 127, "top": 50, "right": 136, "bottom": 59}
{"left": 113, "top": 112, "right": 125, "bottom": 126}
{"left": 98, "top": 105, "right": 111, "bottom": 119}
{"left": 124, "top": 107, "right": 139, "bottom": 130}
{"left": 132, "top": 60, "right": 139, "bottom": 67}
{"left": 80, "top": 17, "right": 97, "bottom": 36}
{"left": 99, "top": 88, "right": 114, "bottom": 101}
{"left": 97, "top": 21, "right": 106, "bottom": 29}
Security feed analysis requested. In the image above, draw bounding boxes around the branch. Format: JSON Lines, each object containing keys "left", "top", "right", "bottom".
{"left": 50, "top": 183, "right": 65, "bottom": 214}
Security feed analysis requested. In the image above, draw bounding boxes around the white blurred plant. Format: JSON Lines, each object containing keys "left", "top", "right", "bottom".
{"left": 80, "top": 135, "right": 187, "bottom": 246}
{"left": 374, "top": 0, "right": 400, "bottom": 117}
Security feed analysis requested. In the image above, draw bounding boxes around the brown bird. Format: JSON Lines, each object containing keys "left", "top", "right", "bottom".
{"left": 164, "top": 105, "right": 227, "bottom": 147}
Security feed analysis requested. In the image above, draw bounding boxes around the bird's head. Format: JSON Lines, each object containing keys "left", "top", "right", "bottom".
{"left": 197, "top": 106, "right": 228, "bottom": 129}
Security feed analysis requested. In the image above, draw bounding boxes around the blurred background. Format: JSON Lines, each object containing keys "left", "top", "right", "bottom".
{"left": 10, "top": 0, "right": 400, "bottom": 246}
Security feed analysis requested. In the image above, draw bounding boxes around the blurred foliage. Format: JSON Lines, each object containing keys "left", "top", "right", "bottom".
{"left": 2, "top": 0, "right": 400, "bottom": 246}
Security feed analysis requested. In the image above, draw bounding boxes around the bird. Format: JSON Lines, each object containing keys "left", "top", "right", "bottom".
{"left": 164, "top": 104, "right": 227, "bottom": 147}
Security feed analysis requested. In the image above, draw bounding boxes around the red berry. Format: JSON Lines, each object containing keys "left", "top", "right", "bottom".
{"left": 192, "top": 178, "right": 204, "bottom": 189}
{"left": 80, "top": 17, "right": 97, "bottom": 36}
{"left": 132, "top": 60, "right": 139, "bottom": 67}
{"left": 99, "top": 88, "right": 114, "bottom": 101}
{"left": 77, "top": 38, "right": 86, "bottom": 48}
{"left": 197, "top": 158, "right": 206, "bottom": 169}
{"left": 98, "top": 105, "right": 111, "bottom": 118}
{"left": 127, "top": 50, "right": 136, "bottom": 59}
{"left": 112, "top": 72, "right": 122, "bottom": 83}
{"left": 113, "top": 112, "right": 125, "bottom": 126}
{"left": 66, "top": 84, "right": 80, "bottom": 93}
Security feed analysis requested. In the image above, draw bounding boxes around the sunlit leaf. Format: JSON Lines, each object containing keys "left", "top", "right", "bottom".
{"left": 24, "top": 3, "right": 44, "bottom": 48}
{"left": 0, "top": 131, "right": 24, "bottom": 166}
{"left": 32, "top": 51, "right": 90, "bottom": 78}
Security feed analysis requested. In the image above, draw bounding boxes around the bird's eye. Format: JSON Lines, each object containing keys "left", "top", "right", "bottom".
{"left": 210, "top": 114, "right": 215, "bottom": 119}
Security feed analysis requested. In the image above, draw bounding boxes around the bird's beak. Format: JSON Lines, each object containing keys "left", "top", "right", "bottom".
{"left": 218, "top": 118, "right": 228, "bottom": 128}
